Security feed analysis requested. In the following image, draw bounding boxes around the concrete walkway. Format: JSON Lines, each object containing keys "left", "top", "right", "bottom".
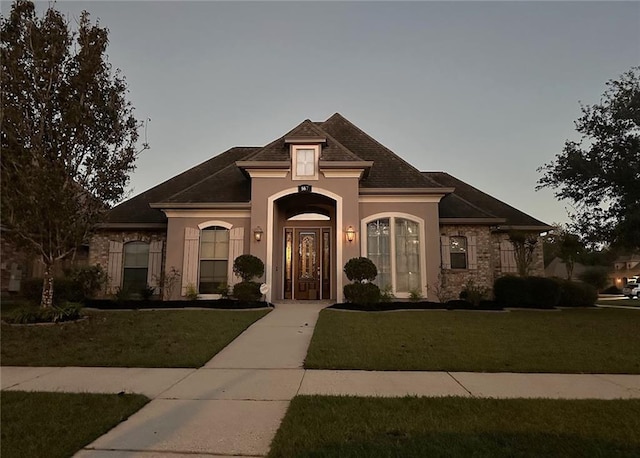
{"left": 2, "top": 302, "right": 640, "bottom": 457}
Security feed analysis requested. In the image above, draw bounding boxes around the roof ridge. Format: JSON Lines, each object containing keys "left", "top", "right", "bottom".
{"left": 311, "top": 121, "right": 364, "bottom": 162}
{"left": 322, "top": 114, "right": 441, "bottom": 187}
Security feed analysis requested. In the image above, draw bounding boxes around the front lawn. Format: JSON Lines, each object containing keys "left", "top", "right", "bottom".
{"left": 305, "top": 308, "right": 640, "bottom": 373}
{"left": 1, "top": 391, "right": 148, "bottom": 458}
{"left": 1, "top": 309, "right": 268, "bottom": 367}
{"left": 268, "top": 396, "right": 640, "bottom": 457}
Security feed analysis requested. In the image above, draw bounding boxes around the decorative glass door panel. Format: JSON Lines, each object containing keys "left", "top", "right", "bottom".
{"left": 295, "top": 230, "right": 319, "bottom": 300}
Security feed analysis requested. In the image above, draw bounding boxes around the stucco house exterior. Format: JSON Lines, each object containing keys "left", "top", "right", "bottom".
{"left": 90, "top": 113, "right": 550, "bottom": 303}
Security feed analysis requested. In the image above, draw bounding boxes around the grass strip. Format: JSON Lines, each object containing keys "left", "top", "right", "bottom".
{"left": 268, "top": 396, "right": 640, "bottom": 457}
{"left": 1, "top": 309, "right": 268, "bottom": 367}
{"left": 305, "top": 308, "right": 640, "bottom": 373}
{"left": 1, "top": 391, "right": 148, "bottom": 458}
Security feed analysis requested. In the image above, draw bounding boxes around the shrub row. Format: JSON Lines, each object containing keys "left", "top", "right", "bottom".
{"left": 4, "top": 303, "right": 83, "bottom": 324}
{"left": 494, "top": 276, "right": 597, "bottom": 308}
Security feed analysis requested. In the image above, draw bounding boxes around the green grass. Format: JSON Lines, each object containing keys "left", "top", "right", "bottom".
{"left": 1, "top": 309, "right": 268, "bottom": 367}
{"left": 1, "top": 391, "right": 148, "bottom": 458}
{"left": 268, "top": 396, "right": 640, "bottom": 457}
{"left": 305, "top": 308, "right": 640, "bottom": 373}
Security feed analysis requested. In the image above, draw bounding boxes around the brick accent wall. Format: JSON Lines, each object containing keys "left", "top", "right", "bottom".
{"left": 89, "top": 230, "right": 167, "bottom": 297}
{"left": 438, "top": 225, "right": 493, "bottom": 301}
{"left": 437, "top": 226, "right": 545, "bottom": 302}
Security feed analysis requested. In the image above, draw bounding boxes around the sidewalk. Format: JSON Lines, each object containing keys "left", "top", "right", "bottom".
{"left": 2, "top": 302, "right": 640, "bottom": 457}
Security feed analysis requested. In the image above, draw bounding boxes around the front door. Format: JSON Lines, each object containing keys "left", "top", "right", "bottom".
{"left": 284, "top": 228, "right": 331, "bottom": 300}
{"left": 295, "top": 229, "right": 320, "bottom": 300}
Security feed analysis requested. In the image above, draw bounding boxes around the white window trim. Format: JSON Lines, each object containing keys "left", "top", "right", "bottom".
{"left": 291, "top": 145, "right": 320, "bottom": 181}
{"left": 197, "top": 221, "right": 233, "bottom": 297}
{"left": 361, "top": 212, "right": 427, "bottom": 299}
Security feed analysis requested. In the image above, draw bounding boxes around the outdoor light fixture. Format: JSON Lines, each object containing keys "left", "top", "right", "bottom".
{"left": 254, "top": 227, "right": 263, "bottom": 242}
{"left": 346, "top": 226, "right": 355, "bottom": 243}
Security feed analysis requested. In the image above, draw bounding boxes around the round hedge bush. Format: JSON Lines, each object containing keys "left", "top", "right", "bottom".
{"left": 344, "top": 257, "right": 377, "bottom": 283}
{"left": 232, "top": 281, "right": 262, "bottom": 301}
{"left": 233, "top": 255, "right": 264, "bottom": 282}
{"left": 344, "top": 282, "right": 380, "bottom": 305}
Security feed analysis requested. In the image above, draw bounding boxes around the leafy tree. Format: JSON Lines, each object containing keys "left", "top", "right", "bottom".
{"left": 1, "top": 1, "right": 144, "bottom": 308}
{"left": 538, "top": 67, "right": 640, "bottom": 250}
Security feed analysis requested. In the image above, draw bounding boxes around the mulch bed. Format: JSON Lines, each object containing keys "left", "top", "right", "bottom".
{"left": 83, "top": 298, "right": 273, "bottom": 310}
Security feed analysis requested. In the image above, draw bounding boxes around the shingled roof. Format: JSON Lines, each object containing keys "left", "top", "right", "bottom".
{"left": 105, "top": 146, "right": 258, "bottom": 224}
{"left": 105, "top": 114, "right": 547, "bottom": 229}
{"left": 424, "top": 172, "right": 551, "bottom": 229}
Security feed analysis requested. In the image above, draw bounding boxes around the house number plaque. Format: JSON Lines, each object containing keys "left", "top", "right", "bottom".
{"left": 298, "top": 184, "right": 312, "bottom": 193}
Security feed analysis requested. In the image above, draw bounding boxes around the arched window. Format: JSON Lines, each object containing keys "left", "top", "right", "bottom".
{"left": 123, "top": 241, "right": 149, "bottom": 293}
{"left": 366, "top": 216, "right": 422, "bottom": 294}
{"left": 199, "top": 226, "right": 229, "bottom": 294}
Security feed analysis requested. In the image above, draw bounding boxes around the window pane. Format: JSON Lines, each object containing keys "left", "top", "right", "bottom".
{"left": 296, "top": 149, "right": 315, "bottom": 176}
{"left": 124, "top": 242, "right": 149, "bottom": 268}
{"left": 367, "top": 219, "right": 391, "bottom": 288}
{"left": 199, "top": 227, "right": 229, "bottom": 292}
{"left": 450, "top": 236, "right": 467, "bottom": 269}
{"left": 123, "top": 267, "right": 148, "bottom": 292}
{"left": 395, "top": 219, "right": 421, "bottom": 293}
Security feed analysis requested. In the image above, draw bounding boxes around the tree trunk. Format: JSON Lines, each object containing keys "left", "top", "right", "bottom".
{"left": 41, "top": 263, "right": 54, "bottom": 308}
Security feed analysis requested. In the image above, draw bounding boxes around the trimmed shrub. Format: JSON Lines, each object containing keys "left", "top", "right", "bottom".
{"left": 494, "top": 276, "right": 560, "bottom": 308}
{"left": 527, "top": 276, "right": 561, "bottom": 308}
{"left": 66, "top": 265, "right": 107, "bottom": 299}
{"left": 4, "top": 302, "right": 83, "bottom": 324}
{"left": 233, "top": 255, "right": 265, "bottom": 282}
{"left": 344, "top": 282, "right": 380, "bottom": 305}
{"left": 344, "top": 257, "right": 377, "bottom": 283}
{"left": 494, "top": 276, "right": 527, "bottom": 307}
{"left": 556, "top": 280, "right": 598, "bottom": 307}
{"left": 233, "top": 281, "right": 262, "bottom": 301}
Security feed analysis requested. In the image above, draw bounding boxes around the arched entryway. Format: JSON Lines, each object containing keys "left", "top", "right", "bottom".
{"left": 266, "top": 188, "right": 342, "bottom": 302}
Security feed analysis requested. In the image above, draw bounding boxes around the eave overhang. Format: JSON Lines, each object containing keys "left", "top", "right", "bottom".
{"left": 360, "top": 187, "right": 455, "bottom": 195}
{"left": 149, "top": 202, "right": 251, "bottom": 209}
{"left": 491, "top": 224, "right": 555, "bottom": 233}
{"left": 95, "top": 222, "right": 167, "bottom": 230}
{"left": 439, "top": 218, "right": 506, "bottom": 225}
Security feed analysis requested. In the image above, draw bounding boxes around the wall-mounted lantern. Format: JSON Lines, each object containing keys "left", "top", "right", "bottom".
{"left": 254, "top": 226, "right": 264, "bottom": 242}
{"left": 345, "top": 226, "right": 355, "bottom": 243}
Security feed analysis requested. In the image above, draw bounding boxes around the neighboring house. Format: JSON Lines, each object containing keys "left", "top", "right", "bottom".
{"left": 611, "top": 254, "right": 640, "bottom": 289}
{"left": 544, "top": 257, "right": 588, "bottom": 280}
{"left": 0, "top": 229, "right": 89, "bottom": 295}
{"left": 90, "top": 113, "right": 550, "bottom": 302}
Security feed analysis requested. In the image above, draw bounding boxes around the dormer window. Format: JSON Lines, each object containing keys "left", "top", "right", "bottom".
{"left": 291, "top": 145, "right": 320, "bottom": 180}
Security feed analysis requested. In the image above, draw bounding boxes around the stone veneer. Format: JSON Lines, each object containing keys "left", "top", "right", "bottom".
{"left": 438, "top": 225, "right": 545, "bottom": 301}
{"left": 90, "top": 230, "right": 167, "bottom": 297}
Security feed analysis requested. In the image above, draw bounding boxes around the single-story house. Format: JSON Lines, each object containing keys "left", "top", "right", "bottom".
{"left": 90, "top": 113, "right": 550, "bottom": 302}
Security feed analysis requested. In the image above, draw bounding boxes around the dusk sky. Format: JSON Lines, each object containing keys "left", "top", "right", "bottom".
{"left": 15, "top": 1, "right": 640, "bottom": 227}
